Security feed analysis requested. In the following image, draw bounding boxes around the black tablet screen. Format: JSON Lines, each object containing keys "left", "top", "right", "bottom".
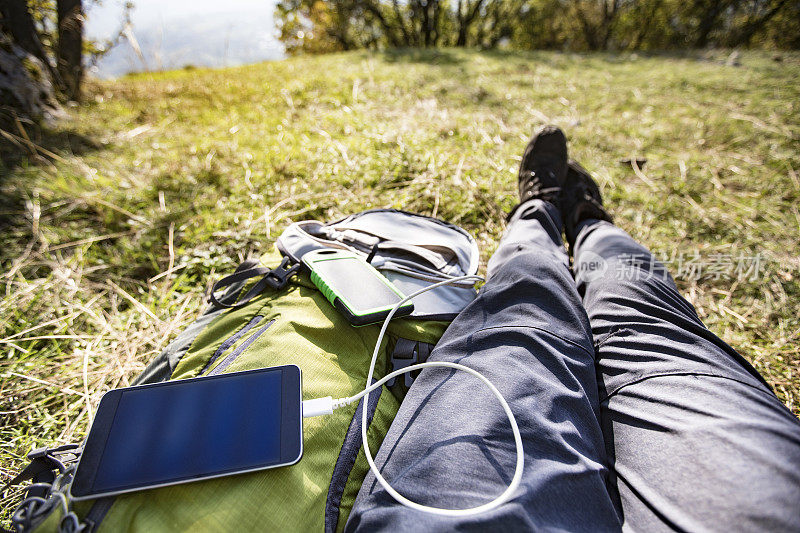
{"left": 86, "top": 368, "right": 287, "bottom": 495}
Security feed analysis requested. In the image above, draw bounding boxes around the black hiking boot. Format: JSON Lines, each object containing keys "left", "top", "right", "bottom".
{"left": 517, "top": 125, "right": 569, "bottom": 204}
{"left": 561, "top": 160, "right": 613, "bottom": 248}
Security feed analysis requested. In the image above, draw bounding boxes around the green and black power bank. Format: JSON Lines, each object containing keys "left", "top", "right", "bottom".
{"left": 302, "top": 249, "right": 414, "bottom": 326}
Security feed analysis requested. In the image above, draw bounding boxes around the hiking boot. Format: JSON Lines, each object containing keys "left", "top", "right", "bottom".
{"left": 561, "top": 160, "right": 613, "bottom": 247}
{"left": 517, "top": 125, "right": 569, "bottom": 204}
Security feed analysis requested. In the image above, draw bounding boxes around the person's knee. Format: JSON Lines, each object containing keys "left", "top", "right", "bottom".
{"left": 489, "top": 245, "right": 570, "bottom": 285}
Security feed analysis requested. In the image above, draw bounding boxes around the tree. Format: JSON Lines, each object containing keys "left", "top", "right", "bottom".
{"left": 690, "top": 0, "right": 731, "bottom": 48}
{"left": 760, "top": 0, "right": 800, "bottom": 48}
{"left": 57, "top": 0, "right": 83, "bottom": 100}
{"left": 0, "top": 32, "right": 61, "bottom": 128}
{"left": 570, "top": 0, "right": 621, "bottom": 50}
{"left": 1, "top": 0, "right": 86, "bottom": 122}
{"left": 727, "top": 0, "right": 791, "bottom": 47}
{"left": 1, "top": 0, "right": 50, "bottom": 65}
{"left": 1, "top": 0, "right": 62, "bottom": 127}
{"left": 274, "top": 0, "right": 800, "bottom": 53}
{"left": 455, "top": 0, "right": 485, "bottom": 47}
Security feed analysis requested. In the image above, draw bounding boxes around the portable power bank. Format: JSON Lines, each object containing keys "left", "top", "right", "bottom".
{"left": 302, "top": 249, "right": 414, "bottom": 326}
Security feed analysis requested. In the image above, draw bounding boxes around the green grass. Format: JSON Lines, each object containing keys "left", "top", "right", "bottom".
{"left": 1, "top": 48, "right": 799, "bottom": 519}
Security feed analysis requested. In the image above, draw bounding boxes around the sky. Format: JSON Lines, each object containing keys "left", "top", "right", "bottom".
{"left": 85, "top": 0, "right": 284, "bottom": 78}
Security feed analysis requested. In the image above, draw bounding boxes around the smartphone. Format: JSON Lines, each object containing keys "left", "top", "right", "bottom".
{"left": 70, "top": 365, "right": 302, "bottom": 500}
{"left": 303, "top": 249, "right": 414, "bottom": 326}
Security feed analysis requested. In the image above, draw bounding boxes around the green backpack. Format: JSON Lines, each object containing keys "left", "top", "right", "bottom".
{"left": 10, "top": 209, "right": 479, "bottom": 533}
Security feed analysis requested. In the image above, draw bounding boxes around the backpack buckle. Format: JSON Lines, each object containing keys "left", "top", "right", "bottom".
{"left": 387, "top": 339, "right": 433, "bottom": 388}
{"left": 210, "top": 257, "right": 301, "bottom": 309}
{"left": 26, "top": 447, "right": 50, "bottom": 460}
{"left": 263, "top": 256, "right": 301, "bottom": 290}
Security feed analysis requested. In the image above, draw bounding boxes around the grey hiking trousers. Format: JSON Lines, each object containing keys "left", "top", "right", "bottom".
{"left": 345, "top": 199, "right": 800, "bottom": 532}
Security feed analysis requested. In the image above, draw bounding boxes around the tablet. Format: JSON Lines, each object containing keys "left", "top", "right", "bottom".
{"left": 70, "top": 365, "right": 302, "bottom": 500}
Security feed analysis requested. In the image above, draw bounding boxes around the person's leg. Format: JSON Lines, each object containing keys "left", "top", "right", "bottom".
{"left": 346, "top": 198, "right": 621, "bottom": 531}
{"left": 570, "top": 174, "right": 800, "bottom": 530}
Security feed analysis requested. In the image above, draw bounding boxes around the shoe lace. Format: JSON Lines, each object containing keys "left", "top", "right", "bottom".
{"left": 520, "top": 170, "right": 561, "bottom": 198}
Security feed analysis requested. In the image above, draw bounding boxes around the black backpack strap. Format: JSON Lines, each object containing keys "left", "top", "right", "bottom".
{"left": 386, "top": 339, "right": 435, "bottom": 388}
{"left": 80, "top": 497, "right": 116, "bottom": 533}
{"left": 209, "top": 256, "right": 301, "bottom": 309}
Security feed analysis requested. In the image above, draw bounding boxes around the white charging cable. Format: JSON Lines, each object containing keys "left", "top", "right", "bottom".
{"left": 304, "top": 275, "right": 525, "bottom": 517}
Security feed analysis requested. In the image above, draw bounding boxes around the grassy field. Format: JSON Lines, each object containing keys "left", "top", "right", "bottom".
{"left": 1, "top": 48, "right": 799, "bottom": 518}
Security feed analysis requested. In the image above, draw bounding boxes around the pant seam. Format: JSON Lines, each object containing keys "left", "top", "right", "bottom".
{"left": 600, "top": 371, "right": 774, "bottom": 403}
{"left": 476, "top": 324, "right": 596, "bottom": 359}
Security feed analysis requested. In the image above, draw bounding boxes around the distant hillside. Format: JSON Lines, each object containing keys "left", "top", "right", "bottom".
{"left": 88, "top": 1, "right": 284, "bottom": 78}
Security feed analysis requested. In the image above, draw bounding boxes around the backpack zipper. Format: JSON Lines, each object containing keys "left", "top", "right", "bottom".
{"left": 200, "top": 314, "right": 265, "bottom": 375}
{"left": 207, "top": 318, "right": 276, "bottom": 376}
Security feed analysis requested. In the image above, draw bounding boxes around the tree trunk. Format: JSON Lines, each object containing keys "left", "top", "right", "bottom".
{"left": 456, "top": 0, "right": 485, "bottom": 47}
{"left": 456, "top": 0, "right": 466, "bottom": 46}
{"left": 0, "top": 34, "right": 61, "bottom": 127}
{"left": 575, "top": 3, "right": 600, "bottom": 50}
{"left": 456, "top": 23, "right": 468, "bottom": 46}
{"left": 1, "top": 0, "right": 46, "bottom": 61}
{"left": 420, "top": 0, "right": 431, "bottom": 47}
{"left": 57, "top": 0, "right": 83, "bottom": 101}
{"left": 0, "top": 0, "right": 62, "bottom": 87}
{"left": 432, "top": 0, "right": 443, "bottom": 45}
{"left": 391, "top": 0, "right": 413, "bottom": 46}
{"left": 693, "top": 0, "right": 727, "bottom": 48}
{"left": 600, "top": 0, "right": 619, "bottom": 49}
{"left": 632, "top": 0, "right": 662, "bottom": 49}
